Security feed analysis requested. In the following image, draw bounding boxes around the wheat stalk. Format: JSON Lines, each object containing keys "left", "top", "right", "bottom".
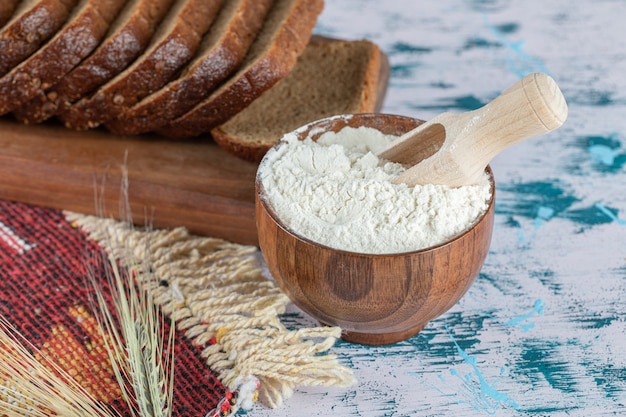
{"left": 88, "top": 157, "right": 175, "bottom": 416}
{"left": 88, "top": 248, "right": 175, "bottom": 417}
{"left": 0, "top": 248, "right": 175, "bottom": 417}
{"left": 0, "top": 316, "right": 117, "bottom": 417}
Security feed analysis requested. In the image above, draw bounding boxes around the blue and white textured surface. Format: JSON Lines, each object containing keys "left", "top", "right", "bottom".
{"left": 252, "top": 1, "right": 626, "bottom": 416}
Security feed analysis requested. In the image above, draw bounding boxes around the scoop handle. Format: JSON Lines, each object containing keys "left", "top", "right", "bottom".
{"left": 394, "top": 72, "right": 568, "bottom": 187}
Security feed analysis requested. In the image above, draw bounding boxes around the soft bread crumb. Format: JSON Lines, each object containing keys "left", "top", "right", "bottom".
{"left": 211, "top": 38, "right": 385, "bottom": 162}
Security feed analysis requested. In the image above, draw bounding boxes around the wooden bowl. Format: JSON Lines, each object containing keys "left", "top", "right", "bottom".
{"left": 255, "top": 113, "right": 495, "bottom": 345}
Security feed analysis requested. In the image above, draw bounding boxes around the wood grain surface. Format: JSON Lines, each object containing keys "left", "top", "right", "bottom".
{"left": 0, "top": 118, "right": 259, "bottom": 244}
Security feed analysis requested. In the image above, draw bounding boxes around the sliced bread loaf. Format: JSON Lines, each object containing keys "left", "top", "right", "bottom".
{"left": 105, "top": 0, "right": 274, "bottom": 136}
{"left": 210, "top": 37, "right": 388, "bottom": 162}
{"left": 156, "top": 0, "right": 324, "bottom": 138}
{"left": 0, "top": 0, "right": 127, "bottom": 115}
{"left": 13, "top": 0, "right": 175, "bottom": 124}
{"left": 0, "top": 0, "right": 21, "bottom": 26}
{"left": 60, "top": 0, "right": 225, "bottom": 130}
{"left": 0, "top": 0, "right": 79, "bottom": 77}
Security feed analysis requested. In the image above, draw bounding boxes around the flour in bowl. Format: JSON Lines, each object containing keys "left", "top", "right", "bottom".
{"left": 258, "top": 125, "right": 492, "bottom": 254}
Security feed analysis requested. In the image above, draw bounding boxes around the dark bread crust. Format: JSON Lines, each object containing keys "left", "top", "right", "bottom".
{"left": 156, "top": 0, "right": 324, "bottom": 138}
{"left": 210, "top": 38, "right": 386, "bottom": 162}
{"left": 0, "top": 0, "right": 21, "bottom": 26}
{"left": 13, "top": 0, "right": 176, "bottom": 124}
{"left": 0, "top": 0, "right": 79, "bottom": 77}
{"left": 0, "top": 0, "right": 127, "bottom": 116}
{"left": 105, "top": 0, "right": 274, "bottom": 136}
{"left": 60, "top": 0, "right": 226, "bottom": 130}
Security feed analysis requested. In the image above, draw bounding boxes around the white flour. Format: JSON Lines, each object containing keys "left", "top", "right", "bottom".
{"left": 258, "top": 125, "right": 492, "bottom": 254}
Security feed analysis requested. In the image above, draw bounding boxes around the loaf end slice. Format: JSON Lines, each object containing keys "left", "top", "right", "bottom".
{"left": 157, "top": 0, "right": 324, "bottom": 138}
{"left": 13, "top": 0, "right": 175, "bottom": 124}
{"left": 0, "top": 0, "right": 79, "bottom": 77}
{"left": 105, "top": 0, "right": 274, "bottom": 136}
{"left": 210, "top": 38, "right": 389, "bottom": 162}
{"left": 0, "top": 0, "right": 128, "bottom": 116}
{"left": 60, "top": 0, "right": 226, "bottom": 131}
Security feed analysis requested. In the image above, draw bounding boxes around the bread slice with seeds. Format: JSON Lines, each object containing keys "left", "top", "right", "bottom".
{"left": 156, "top": 0, "right": 324, "bottom": 138}
{"left": 13, "top": 0, "right": 176, "bottom": 124}
{"left": 60, "top": 0, "right": 226, "bottom": 130}
{"left": 0, "top": 0, "right": 21, "bottom": 26}
{"left": 0, "top": 0, "right": 127, "bottom": 115}
{"left": 0, "top": 0, "right": 79, "bottom": 77}
{"left": 210, "top": 37, "right": 388, "bottom": 162}
{"left": 105, "top": 0, "right": 274, "bottom": 136}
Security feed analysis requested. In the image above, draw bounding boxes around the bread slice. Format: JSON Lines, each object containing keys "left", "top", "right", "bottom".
{"left": 0, "top": 0, "right": 127, "bottom": 116}
{"left": 60, "top": 0, "right": 226, "bottom": 130}
{"left": 105, "top": 0, "right": 274, "bottom": 136}
{"left": 0, "top": 0, "right": 79, "bottom": 77}
{"left": 156, "top": 0, "right": 324, "bottom": 138}
{"left": 13, "top": 0, "right": 175, "bottom": 124}
{"left": 0, "top": 0, "right": 21, "bottom": 26}
{"left": 210, "top": 37, "right": 388, "bottom": 162}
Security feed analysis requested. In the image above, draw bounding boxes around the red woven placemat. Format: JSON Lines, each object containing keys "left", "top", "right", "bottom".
{"left": 0, "top": 200, "right": 235, "bottom": 416}
{"left": 1, "top": 197, "right": 357, "bottom": 416}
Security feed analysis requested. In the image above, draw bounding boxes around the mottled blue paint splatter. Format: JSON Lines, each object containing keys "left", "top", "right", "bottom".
{"left": 389, "top": 42, "right": 433, "bottom": 54}
{"left": 517, "top": 340, "right": 577, "bottom": 394}
{"left": 390, "top": 62, "right": 422, "bottom": 79}
{"left": 530, "top": 269, "right": 563, "bottom": 294}
{"left": 594, "top": 204, "right": 626, "bottom": 225}
{"left": 430, "top": 81, "right": 455, "bottom": 89}
{"left": 494, "top": 22, "right": 519, "bottom": 34}
{"left": 444, "top": 326, "right": 521, "bottom": 414}
{"left": 362, "top": 312, "right": 491, "bottom": 365}
{"left": 409, "top": 95, "right": 486, "bottom": 112}
{"left": 482, "top": 14, "right": 550, "bottom": 77}
{"left": 568, "top": 89, "right": 619, "bottom": 107}
{"left": 578, "top": 312, "right": 620, "bottom": 330}
{"left": 497, "top": 180, "right": 578, "bottom": 218}
{"left": 461, "top": 21, "right": 517, "bottom": 52}
{"left": 577, "top": 134, "right": 626, "bottom": 173}
{"left": 595, "top": 366, "right": 626, "bottom": 399}
{"left": 590, "top": 144, "right": 619, "bottom": 166}
{"left": 563, "top": 204, "right": 625, "bottom": 226}
{"left": 478, "top": 271, "right": 525, "bottom": 295}
{"left": 503, "top": 299, "right": 544, "bottom": 332}
{"left": 497, "top": 180, "right": 624, "bottom": 230}
{"left": 462, "top": 37, "right": 501, "bottom": 51}
{"left": 387, "top": 42, "right": 433, "bottom": 80}
{"left": 468, "top": 0, "right": 508, "bottom": 13}
{"left": 533, "top": 206, "right": 555, "bottom": 229}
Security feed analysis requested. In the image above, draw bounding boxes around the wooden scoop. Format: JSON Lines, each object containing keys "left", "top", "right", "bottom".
{"left": 377, "top": 72, "right": 568, "bottom": 187}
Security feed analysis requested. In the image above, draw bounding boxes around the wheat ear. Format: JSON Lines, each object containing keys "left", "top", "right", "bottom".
{"left": 0, "top": 316, "right": 117, "bottom": 417}
{"left": 88, "top": 248, "right": 175, "bottom": 417}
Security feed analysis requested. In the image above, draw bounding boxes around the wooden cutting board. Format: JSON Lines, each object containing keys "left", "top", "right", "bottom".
{"left": 0, "top": 119, "right": 261, "bottom": 244}
{"left": 0, "top": 41, "right": 388, "bottom": 246}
